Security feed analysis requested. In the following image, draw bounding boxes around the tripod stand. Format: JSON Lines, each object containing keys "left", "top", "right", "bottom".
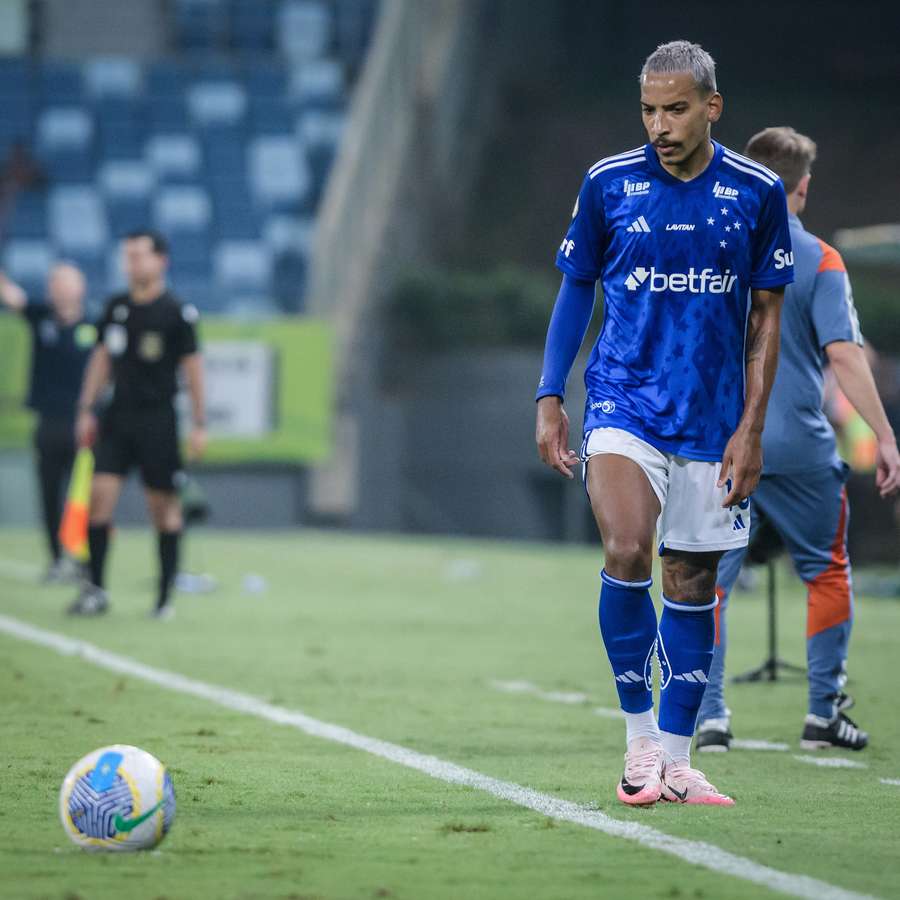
{"left": 732, "top": 559, "right": 805, "bottom": 683}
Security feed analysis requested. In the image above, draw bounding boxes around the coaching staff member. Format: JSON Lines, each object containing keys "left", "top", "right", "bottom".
{"left": 0, "top": 263, "right": 93, "bottom": 582}
{"left": 69, "top": 230, "right": 206, "bottom": 618}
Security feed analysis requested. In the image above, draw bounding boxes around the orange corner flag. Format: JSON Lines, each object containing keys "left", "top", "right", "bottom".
{"left": 59, "top": 448, "right": 94, "bottom": 562}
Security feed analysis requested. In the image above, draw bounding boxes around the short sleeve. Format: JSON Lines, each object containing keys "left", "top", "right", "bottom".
{"left": 750, "top": 180, "right": 794, "bottom": 289}
{"left": 173, "top": 303, "right": 199, "bottom": 357}
{"left": 811, "top": 241, "right": 863, "bottom": 349}
{"left": 555, "top": 173, "right": 606, "bottom": 282}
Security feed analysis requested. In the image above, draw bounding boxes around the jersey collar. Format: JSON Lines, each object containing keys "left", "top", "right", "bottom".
{"left": 643, "top": 139, "right": 724, "bottom": 189}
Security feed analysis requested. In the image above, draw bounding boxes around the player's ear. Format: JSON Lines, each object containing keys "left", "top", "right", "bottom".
{"left": 707, "top": 91, "right": 723, "bottom": 124}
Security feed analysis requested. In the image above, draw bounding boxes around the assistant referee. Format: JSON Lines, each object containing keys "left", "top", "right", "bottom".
{"left": 0, "top": 263, "right": 93, "bottom": 581}
{"left": 69, "top": 230, "right": 206, "bottom": 618}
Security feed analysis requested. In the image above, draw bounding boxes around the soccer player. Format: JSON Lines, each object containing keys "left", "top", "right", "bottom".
{"left": 0, "top": 263, "right": 93, "bottom": 581}
{"left": 695, "top": 128, "right": 900, "bottom": 753}
{"left": 68, "top": 230, "right": 206, "bottom": 619}
{"left": 535, "top": 41, "right": 793, "bottom": 806}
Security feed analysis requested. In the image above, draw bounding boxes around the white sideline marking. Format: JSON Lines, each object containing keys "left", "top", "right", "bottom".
{"left": 792, "top": 755, "right": 868, "bottom": 770}
{"left": 491, "top": 681, "right": 790, "bottom": 749}
{"left": 879, "top": 778, "right": 900, "bottom": 786}
{"left": 490, "top": 679, "right": 623, "bottom": 718}
{"left": 489, "top": 679, "right": 590, "bottom": 705}
{"left": 0, "top": 614, "right": 875, "bottom": 900}
{"left": 732, "top": 739, "right": 790, "bottom": 752}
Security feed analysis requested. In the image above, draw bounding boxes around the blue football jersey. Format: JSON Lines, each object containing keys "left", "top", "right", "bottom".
{"left": 554, "top": 141, "right": 794, "bottom": 461}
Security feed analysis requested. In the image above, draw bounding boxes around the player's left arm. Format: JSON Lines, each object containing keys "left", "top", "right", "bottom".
{"left": 718, "top": 286, "right": 784, "bottom": 508}
{"left": 826, "top": 342, "right": 899, "bottom": 497}
{"left": 180, "top": 352, "right": 206, "bottom": 460}
{"left": 176, "top": 304, "right": 206, "bottom": 460}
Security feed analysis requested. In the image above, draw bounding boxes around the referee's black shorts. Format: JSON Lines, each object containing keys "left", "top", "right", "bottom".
{"left": 94, "top": 405, "right": 182, "bottom": 492}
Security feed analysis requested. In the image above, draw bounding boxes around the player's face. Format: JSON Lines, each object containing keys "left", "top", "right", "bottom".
{"left": 48, "top": 264, "right": 85, "bottom": 322}
{"left": 640, "top": 72, "right": 722, "bottom": 168}
{"left": 123, "top": 237, "right": 168, "bottom": 286}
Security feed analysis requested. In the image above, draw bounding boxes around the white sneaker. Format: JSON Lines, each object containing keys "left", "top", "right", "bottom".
{"left": 617, "top": 737, "right": 664, "bottom": 806}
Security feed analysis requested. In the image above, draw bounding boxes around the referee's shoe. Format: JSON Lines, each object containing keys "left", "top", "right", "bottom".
{"left": 67, "top": 584, "right": 109, "bottom": 616}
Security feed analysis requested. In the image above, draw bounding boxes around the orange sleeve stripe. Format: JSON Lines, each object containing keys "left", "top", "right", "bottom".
{"left": 816, "top": 238, "right": 846, "bottom": 273}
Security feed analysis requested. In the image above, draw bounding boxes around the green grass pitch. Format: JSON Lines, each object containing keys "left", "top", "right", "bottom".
{"left": 1, "top": 527, "right": 898, "bottom": 900}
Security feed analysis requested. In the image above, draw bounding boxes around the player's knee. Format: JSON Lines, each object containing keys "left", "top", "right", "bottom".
{"left": 603, "top": 535, "right": 653, "bottom": 581}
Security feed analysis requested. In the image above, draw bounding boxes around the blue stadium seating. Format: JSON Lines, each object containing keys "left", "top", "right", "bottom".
{"left": 0, "top": 0, "right": 379, "bottom": 313}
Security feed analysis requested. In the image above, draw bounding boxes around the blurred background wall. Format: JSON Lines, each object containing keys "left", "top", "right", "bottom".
{"left": 0, "top": 0, "right": 897, "bottom": 559}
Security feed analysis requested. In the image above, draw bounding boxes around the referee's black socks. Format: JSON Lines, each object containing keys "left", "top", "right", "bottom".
{"left": 157, "top": 530, "right": 181, "bottom": 610}
{"left": 88, "top": 524, "right": 110, "bottom": 589}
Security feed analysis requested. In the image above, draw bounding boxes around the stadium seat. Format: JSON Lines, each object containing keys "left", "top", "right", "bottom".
{"left": 278, "top": 0, "right": 332, "bottom": 63}
{"left": 2, "top": 240, "right": 54, "bottom": 291}
{"left": 48, "top": 186, "right": 109, "bottom": 255}
{"left": 98, "top": 160, "right": 155, "bottom": 200}
{"left": 288, "top": 59, "right": 345, "bottom": 106}
{"left": 297, "top": 108, "right": 345, "bottom": 149}
{"left": 83, "top": 58, "right": 142, "bottom": 98}
{"left": 145, "top": 134, "right": 202, "bottom": 183}
{"left": 36, "top": 107, "right": 94, "bottom": 153}
{"left": 262, "top": 214, "right": 314, "bottom": 255}
{"left": 247, "top": 136, "right": 311, "bottom": 210}
{"left": 213, "top": 240, "right": 272, "bottom": 292}
{"left": 187, "top": 81, "right": 247, "bottom": 127}
{"left": 153, "top": 185, "right": 212, "bottom": 233}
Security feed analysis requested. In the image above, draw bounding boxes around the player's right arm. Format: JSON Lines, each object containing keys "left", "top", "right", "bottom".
{"left": 75, "top": 346, "right": 111, "bottom": 447}
{"left": 535, "top": 275, "right": 596, "bottom": 478}
{"left": 0, "top": 270, "right": 27, "bottom": 313}
{"left": 535, "top": 171, "right": 605, "bottom": 479}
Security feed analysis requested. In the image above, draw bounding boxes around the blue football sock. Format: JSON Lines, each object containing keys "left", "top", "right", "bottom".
{"left": 657, "top": 595, "right": 717, "bottom": 737}
{"left": 598, "top": 570, "right": 657, "bottom": 714}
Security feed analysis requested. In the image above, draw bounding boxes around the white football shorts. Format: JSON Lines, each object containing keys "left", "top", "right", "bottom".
{"left": 582, "top": 427, "right": 751, "bottom": 554}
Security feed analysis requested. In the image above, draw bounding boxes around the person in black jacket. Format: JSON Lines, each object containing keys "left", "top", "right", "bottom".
{"left": 0, "top": 263, "right": 93, "bottom": 582}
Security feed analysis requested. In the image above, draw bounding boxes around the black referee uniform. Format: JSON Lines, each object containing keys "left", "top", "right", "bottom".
{"left": 21, "top": 303, "right": 94, "bottom": 571}
{"left": 93, "top": 290, "right": 198, "bottom": 490}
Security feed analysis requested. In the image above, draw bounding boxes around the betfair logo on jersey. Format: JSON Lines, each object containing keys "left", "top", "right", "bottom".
{"left": 624, "top": 266, "right": 738, "bottom": 293}
{"left": 623, "top": 179, "right": 650, "bottom": 197}
{"left": 713, "top": 181, "right": 739, "bottom": 200}
{"left": 773, "top": 248, "right": 794, "bottom": 269}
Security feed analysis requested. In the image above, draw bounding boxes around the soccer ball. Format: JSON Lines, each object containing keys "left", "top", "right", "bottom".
{"left": 59, "top": 745, "right": 176, "bottom": 851}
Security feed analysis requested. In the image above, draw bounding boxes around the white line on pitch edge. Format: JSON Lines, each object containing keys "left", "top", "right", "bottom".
{"left": 0, "top": 614, "right": 875, "bottom": 900}
{"left": 792, "top": 755, "right": 868, "bottom": 770}
{"left": 879, "top": 778, "right": 900, "bottom": 786}
{"left": 490, "top": 680, "right": 790, "bottom": 750}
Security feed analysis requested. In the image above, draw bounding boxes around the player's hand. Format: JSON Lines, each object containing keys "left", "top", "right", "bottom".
{"left": 75, "top": 410, "right": 97, "bottom": 448}
{"left": 875, "top": 434, "right": 900, "bottom": 498}
{"left": 718, "top": 426, "right": 762, "bottom": 508}
{"left": 536, "top": 396, "right": 579, "bottom": 479}
{"left": 188, "top": 426, "right": 207, "bottom": 461}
